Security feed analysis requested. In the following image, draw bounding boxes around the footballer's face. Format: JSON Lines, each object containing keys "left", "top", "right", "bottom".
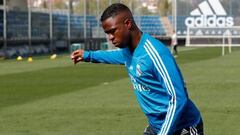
{"left": 101, "top": 14, "right": 132, "bottom": 48}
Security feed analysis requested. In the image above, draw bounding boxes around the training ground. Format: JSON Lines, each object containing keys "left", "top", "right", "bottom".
{"left": 0, "top": 47, "right": 240, "bottom": 135}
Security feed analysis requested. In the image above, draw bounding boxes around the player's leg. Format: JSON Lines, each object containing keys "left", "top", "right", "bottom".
{"left": 173, "top": 45, "right": 178, "bottom": 55}
{"left": 173, "top": 120, "right": 204, "bottom": 135}
{"left": 143, "top": 125, "right": 157, "bottom": 135}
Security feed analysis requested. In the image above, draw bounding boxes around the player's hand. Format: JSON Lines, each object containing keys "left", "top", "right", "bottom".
{"left": 71, "top": 49, "right": 84, "bottom": 65}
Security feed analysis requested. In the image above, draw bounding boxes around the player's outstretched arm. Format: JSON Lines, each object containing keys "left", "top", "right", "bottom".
{"left": 71, "top": 49, "right": 126, "bottom": 65}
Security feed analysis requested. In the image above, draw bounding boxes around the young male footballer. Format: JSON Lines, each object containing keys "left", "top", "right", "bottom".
{"left": 71, "top": 3, "right": 203, "bottom": 135}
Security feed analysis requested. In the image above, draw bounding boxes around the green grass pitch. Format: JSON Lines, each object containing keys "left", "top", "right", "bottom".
{"left": 0, "top": 47, "right": 239, "bottom": 135}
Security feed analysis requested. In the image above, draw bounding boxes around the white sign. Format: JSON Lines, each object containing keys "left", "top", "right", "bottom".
{"left": 185, "top": 0, "right": 234, "bottom": 27}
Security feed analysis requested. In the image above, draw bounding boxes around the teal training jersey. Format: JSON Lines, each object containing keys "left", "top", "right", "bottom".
{"left": 83, "top": 33, "right": 202, "bottom": 135}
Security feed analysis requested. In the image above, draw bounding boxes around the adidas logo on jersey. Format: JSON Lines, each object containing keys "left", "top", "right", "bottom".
{"left": 185, "top": 0, "right": 234, "bottom": 27}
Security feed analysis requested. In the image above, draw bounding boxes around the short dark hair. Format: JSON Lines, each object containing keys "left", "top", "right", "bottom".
{"left": 100, "top": 3, "right": 132, "bottom": 22}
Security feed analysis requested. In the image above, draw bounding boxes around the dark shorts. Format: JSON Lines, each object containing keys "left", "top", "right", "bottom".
{"left": 143, "top": 120, "right": 204, "bottom": 135}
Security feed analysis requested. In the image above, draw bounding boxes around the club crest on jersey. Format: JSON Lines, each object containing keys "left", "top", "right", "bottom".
{"left": 136, "top": 64, "right": 142, "bottom": 77}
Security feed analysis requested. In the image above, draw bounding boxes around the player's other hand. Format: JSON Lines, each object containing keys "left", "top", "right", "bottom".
{"left": 71, "top": 49, "right": 84, "bottom": 65}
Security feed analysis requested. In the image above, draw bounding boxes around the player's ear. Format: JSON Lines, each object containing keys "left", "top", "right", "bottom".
{"left": 124, "top": 19, "right": 132, "bottom": 30}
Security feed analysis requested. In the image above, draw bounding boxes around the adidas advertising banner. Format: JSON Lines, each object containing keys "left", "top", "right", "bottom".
{"left": 185, "top": 15, "right": 234, "bottom": 28}
{"left": 185, "top": 0, "right": 234, "bottom": 27}
{"left": 176, "top": 0, "right": 240, "bottom": 35}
